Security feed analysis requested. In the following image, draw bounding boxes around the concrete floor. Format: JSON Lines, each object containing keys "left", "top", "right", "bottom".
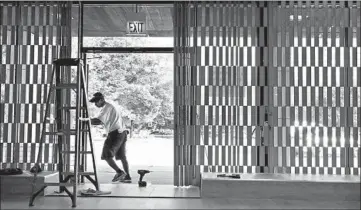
{"left": 3, "top": 136, "right": 359, "bottom": 209}
{"left": 1, "top": 195, "right": 360, "bottom": 209}
{"left": 45, "top": 183, "right": 200, "bottom": 198}
{"left": 46, "top": 167, "right": 173, "bottom": 185}
{"left": 95, "top": 168, "right": 173, "bottom": 185}
{"left": 86, "top": 136, "right": 174, "bottom": 185}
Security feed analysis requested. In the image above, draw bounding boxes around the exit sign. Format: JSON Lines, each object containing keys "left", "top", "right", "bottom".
{"left": 126, "top": 12, "right": 147, "bottom": 36}
{"left": 128, "top": 21, "right": 146, "bottom": 34}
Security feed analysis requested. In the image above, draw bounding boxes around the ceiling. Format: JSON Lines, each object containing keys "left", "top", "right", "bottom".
{"left": 72, "top": 4, "right": 174, "bottom": 37}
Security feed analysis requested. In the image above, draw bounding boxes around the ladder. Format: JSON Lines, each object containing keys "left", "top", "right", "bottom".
{"left": 28, "top": 58, "right": 99, "bottom": 207}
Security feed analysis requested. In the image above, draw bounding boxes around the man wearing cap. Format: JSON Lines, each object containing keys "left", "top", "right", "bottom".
{"left": 89, "top": 92, "right": 131, "bottom": 183}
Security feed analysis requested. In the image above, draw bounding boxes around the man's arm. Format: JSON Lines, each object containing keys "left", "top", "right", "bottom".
{"left": 90, "top": 118, "right": 103, "bottom": 125}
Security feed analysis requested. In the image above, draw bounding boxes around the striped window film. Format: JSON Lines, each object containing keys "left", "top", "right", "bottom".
{"left": 269, "top": 1, "right": 360, "bottom": 175}
{"left": 174, "top": 1, "right": 269, "bottom": 186}
{"left": 0, "top": 2, "right": 72, "bottom": 171}
{"left": 174, "top": 1, "right": 360, "bottom": 187}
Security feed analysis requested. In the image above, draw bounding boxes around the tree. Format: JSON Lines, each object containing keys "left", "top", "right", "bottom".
{"left": 84, "top": 37, "right": 173, "bottom": 128}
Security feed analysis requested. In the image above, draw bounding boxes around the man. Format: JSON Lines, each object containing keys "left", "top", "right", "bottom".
{"left": 89, "top": 92, "right": 131, "bottom": 183}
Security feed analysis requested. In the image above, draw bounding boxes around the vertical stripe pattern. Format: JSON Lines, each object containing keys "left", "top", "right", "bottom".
{"left": 0, "top": 2, "right": 72, "bottom": 170}
{"left": 174, "top": 1, "right": 360, "bottom": 186}
{"left": 174, "top": 1, "right": 268, "bottom": 186}
{"left": 269, "top": 1, "right": 360, "bottom": 176}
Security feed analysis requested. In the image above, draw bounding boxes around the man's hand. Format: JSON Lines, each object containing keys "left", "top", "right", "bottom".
{"left": 90, "top": 118, "right": 103, "bottom": 125}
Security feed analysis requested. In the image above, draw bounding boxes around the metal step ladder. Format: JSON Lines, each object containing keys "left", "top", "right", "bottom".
{"left": 29, "top": 58, "right": 99, "bottom": 207}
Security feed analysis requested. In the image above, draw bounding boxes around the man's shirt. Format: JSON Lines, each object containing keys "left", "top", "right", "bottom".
{"left": 96, "top": 102, "right": 125, "bottom": 133}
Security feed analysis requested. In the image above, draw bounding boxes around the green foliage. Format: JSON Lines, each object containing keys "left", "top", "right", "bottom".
{"left": 85, "top": 37, "right": 173, "bottom": 127}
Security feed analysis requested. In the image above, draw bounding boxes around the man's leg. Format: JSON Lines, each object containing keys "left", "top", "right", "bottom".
{"left": 120, "top": 153, "right": 130, "bottom": 176}
{"left": 120, "top": 157, "right": 131, "bottom": 179}
{"left": 104, "top": 157, "right": 123, "bottom": 174}
{"left": 101, "top": 131, "right": 126, "bottom": 182}
{"left": 116, "top": 132, "right": 131, "bottom": 182}
{"left": 120, "top": 156, "right": 130, "bottom": 176}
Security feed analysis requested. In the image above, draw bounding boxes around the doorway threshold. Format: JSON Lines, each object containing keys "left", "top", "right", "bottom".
{"left": 45, "top": 183, "right": 200, "bottom": 198}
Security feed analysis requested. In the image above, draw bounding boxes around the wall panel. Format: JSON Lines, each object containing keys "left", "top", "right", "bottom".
{"left": 174, "top": 1, "right": 360, "bottom": 187}
{"left": 174, "top": 1, "right": 268, "bottom": 186}
{"left": 0, "top": 1, "right": 72, "bottom": 171}
{"left": 269, "top": 1, "right": 360, "bottom": 175}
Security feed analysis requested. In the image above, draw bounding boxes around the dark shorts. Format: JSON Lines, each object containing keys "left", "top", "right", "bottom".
{"left": 101, "top": 130, "right": 128, "bottom": 160}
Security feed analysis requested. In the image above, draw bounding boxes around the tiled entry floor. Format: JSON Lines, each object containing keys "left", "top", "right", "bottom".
{"left": 45, "top": 183, "right": 200, "bottom": 198}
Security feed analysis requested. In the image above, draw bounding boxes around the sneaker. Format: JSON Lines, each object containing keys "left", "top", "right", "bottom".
{"left": 120, "top": 175, "right": 132, "bottom": 183}
{"left": 112, "top": 171, "right": 126, "bottom": 182}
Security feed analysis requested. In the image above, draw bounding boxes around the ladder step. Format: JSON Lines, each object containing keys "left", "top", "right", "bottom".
{"left": 44, "top": 129, "right": 90, "bottom": 136}
{"left": 59, "top": 106, "right": 86, "bottom": 110}
{"left": 53, "top": 58, "right": 80, "bottom": 66}
{"left": 60, "top": 150, "right": 92, "bottom": 154}
{"left": 61, "top": 172, "right": 95, "bottom": 176}
{"left": 55, "top": 84, "right": 77, "bottom": 89}
{"left": 44, "top": 131, "right": 75, "bottom": 136}
{"left": 45, "top": 182, "right": 74, "bottom": 187}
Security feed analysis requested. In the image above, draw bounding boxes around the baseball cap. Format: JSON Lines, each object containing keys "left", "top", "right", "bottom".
{"left": 89, "top": 92, "right": 104, "bottom": 103}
